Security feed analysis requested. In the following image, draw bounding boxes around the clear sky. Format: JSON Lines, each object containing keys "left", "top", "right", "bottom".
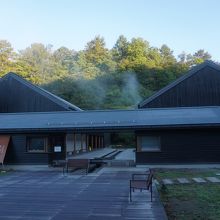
{"left": 0, "top": 0, "right": 219, "bottom": 61}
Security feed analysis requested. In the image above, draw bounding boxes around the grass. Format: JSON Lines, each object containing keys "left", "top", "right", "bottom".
{"left": 154, "top": 168, "right": 220, "bottom": 220}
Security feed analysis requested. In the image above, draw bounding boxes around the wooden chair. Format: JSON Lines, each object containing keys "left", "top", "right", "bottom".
{"left": 129, "top": 169, "right": 154, "bottom": 202}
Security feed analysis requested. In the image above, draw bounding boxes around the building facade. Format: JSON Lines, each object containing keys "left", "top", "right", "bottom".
{"left": 1, "top": 61, "right": 220, "bottom": 165}
{"left": 136, "top": 61, "right": 220, "bottom": 164}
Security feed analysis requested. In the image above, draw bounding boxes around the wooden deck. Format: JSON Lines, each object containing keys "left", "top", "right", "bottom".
{"left": 0, "top": 169, "right": 167, "bottom": 219}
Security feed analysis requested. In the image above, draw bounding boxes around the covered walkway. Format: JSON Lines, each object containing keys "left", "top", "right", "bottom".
{"left": 68, "top": 148, "right": 136, "bottom": 167}
{"left": 71, "top": 147, "right": 115, "bottom": 159}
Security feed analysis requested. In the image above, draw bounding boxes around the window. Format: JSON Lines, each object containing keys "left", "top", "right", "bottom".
{"left": 75, "top": 134, "right": 82, "bottom": 152}
{"left": 81, "top": 134, "right": 87, "bottom": 152}
{"left": 66, "top": 133, "right": 75, "bottom": 153}
{"left": 139, "top": 136, "right": 161, "bottom": 152}
{"left": 27, "top": 137, "right": 48, "bottom": 153}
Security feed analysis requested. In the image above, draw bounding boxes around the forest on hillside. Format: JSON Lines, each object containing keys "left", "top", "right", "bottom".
{"left": 0, "top": 36, "right": 212, "bottom": 110}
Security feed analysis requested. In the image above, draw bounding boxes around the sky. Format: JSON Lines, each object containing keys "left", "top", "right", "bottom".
{"left": 0, "top": 0, "right": 219, "bottom": 61}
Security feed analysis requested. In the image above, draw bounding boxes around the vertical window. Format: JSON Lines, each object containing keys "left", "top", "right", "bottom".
{"left": 27, "top": 137, "right": 48, "bottom": 153}
{"left": 81, "top": 134, "right": 87, "bottom": 152}
{"left": 139, "top": 136, "right": 161, "bottom": 152}
{"left": 75, "top": 134, "right": 81, "bottom": 152}
{"left": 66, "top": 134, "right": 75, "bottom": 153}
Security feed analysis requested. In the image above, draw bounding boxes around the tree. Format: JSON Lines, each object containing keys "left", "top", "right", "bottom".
{"left": 0, "top": 37, "right": 214, "bottom": 111}
{"left": 19, "top": 43, "right": 66, "bottom": 83}
{"left": 112, "top": 35, "right": 128, "bottom": 61}
{"left": 73, "top": 51, "right": 101, "bottom": 79}
{"left": 0, "top": 40, "right": 15, "bottom": 76}
{"left": 74, "top": 36, "right": 116, "bottom": 79}
{"left": 178, "top": 50, "right": 211, "bottom": 67}
{"left": 193, "top": 49, "right": 211, "bottom": 64}
{"left": 84, "top": 36, "right": 115, "bottom": 72}
{"left": 160, "top": 44, "right": 176, "bottom": 66}
{"left": 53, "top": 47, "right": 76, "bottom": 74}
{"left": 84, "top": 36, "right": 108, "bottom": 63}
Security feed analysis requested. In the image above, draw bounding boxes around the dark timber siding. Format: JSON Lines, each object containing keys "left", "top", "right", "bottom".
{"left": 136, "top": 129, "right": 220, "bottom": 164}
{"left": 140, "top": 66, "right": 220, "bottom": 108}
{"left": 0, "top": 76, "right": 69, "bottom": 112}
{"left": 5, "top": 135, "right": 49, "bottom": 165}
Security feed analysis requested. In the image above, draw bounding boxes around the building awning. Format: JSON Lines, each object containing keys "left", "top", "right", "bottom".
{"left": 0, "top": 136, "right": 10, "bottom": 164}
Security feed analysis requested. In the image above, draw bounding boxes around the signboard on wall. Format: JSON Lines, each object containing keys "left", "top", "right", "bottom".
{"left": 54, "top": 146, "right": 62, "bottom": 152}
{"left": 0, "top": 136, "right": 10, "bottom": 164}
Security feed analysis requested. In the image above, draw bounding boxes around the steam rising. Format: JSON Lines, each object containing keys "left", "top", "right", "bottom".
{"left": 45, "top": 71, "right": 142, "bottom": 110}
{"left": 121, "top": 72, "right": 141, "bottom": 106}
{"left": 75, "top": 71, "right": 142, "bottom": 109}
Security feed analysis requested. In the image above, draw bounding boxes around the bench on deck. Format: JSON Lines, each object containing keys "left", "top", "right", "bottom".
{"left": 129, "top": 169, "right": 154, "bottom": 202}
{"left": 63, "top": 159, "right": 96, "bottom": 175}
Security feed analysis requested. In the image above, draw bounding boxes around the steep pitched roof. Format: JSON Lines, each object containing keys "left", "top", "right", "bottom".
{"left": 138, "top": 60, "right": 220, "bottom": 108}
{"left": 0, "top": 72, "right": 82, "bottom": 111}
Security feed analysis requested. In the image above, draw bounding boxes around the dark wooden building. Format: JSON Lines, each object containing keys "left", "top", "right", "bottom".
{"left": 135, "top": 128, "right": 220, "bottom": 164}
{"left": 138, "top": 60, "right": 220, "bottom": 108}
{"left": 4, "top": 132, "right": 104, "bottom": 165}
{"left": 0, "top": 73, "right": 105, "bottom": 165}
{"left": 2, "top": 61, "right": 220, "bottom": 165}
{"left": 0, "top": 73, "right": 81, "bottom": 112}
{"left": 136, "top": 60, "right": 220, "bottom": 164}
{"left": 1, "top": 107, "right": 220, "bottom": 164}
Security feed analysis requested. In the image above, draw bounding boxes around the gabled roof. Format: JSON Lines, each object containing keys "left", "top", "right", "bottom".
{"left": 138, "top": 60, "right": 220, "bottom": 108}
{"left": 1, "top": 72, "right": 82, "bottom": 111}
{"left": 0, "top": 106, "right": 219, "bottom": 132}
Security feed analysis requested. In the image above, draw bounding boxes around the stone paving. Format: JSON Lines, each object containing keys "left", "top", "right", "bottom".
{"left": 162, "top": 179, "right": 174, "bottom": 185}
{"left": 177, "top": 178, "right": 190, "bottom": 184}
{"left": 160, "top": 176, "right": 220, "bottom": 185}
{"left": 0, "top": 169, "right": 167, "bottom": 220}
{"left": 206, "top": 177, "right": 220, "bottom": 183}
{"left": 192, "top": 177, "right": 207, "bottom": 183}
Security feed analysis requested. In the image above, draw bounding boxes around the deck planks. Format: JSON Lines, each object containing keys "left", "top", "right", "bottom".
{"left": 0, "top": 170, "right": 167, "bottom": 220}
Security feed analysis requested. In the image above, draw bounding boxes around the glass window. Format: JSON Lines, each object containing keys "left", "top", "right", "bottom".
{"left": 27, "top": 137, "right": 47, "bottom": 152}
{"left": 140, "top": 136, "right": 160, "bottom": 152}
{"left": 81, "top": 134, "right": 87, "bottom": 152}
{"left": 66, "top": 134, "right": 75, "bottom": 152}
{"left": 75, "top": 134, "right": 81, "bottom": 152}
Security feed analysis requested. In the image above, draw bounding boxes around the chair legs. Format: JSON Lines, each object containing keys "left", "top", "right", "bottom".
{"left": 129, "top": 186, "right": 153, "bottom": 202}
{"left": 130, "top": 182, "right": 132, "bottom": 202}
{"left": 150, "top": 184, "right": 152, "bottom": 202}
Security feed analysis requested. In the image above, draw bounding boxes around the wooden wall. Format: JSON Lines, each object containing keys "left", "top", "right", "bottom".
{"left": 4, "top": 135, "right": 50, "bottom": 164}
{"left": 4, "top": 134, "right": 66, "bottom": 165}
{"left": 3, "top": 132, "right": 105, "bottom": 165}
{"left": 136, "top": 128, "right": 220, "bottom": 164}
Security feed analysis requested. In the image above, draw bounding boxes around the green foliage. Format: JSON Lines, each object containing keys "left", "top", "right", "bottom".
{"left": 0, "top": 40, "right": 16, "bottom": 76}
{"left": 0, "top": 37, "right": 213, "bottom": 110}
{"left": 156, "top": 169, "right": 220, "bottom": 219}
{"left": 53, "top": 47, "right": 76, "bottom": 74}
{"left": 112, "top": 35, "right": 129, "bottom": 62}
{"left": 110, "top": 132, "right": 135, "bottom": 147}
{"left": 18, "top": 43, "right": 67, "bottom": 84}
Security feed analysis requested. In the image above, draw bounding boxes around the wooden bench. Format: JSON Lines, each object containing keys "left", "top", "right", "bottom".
{"left": 129, "top": 169, "right": 154, "bottom": 202}
{"left": 63, "top": 159, "right": 95, "bottom": 175}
